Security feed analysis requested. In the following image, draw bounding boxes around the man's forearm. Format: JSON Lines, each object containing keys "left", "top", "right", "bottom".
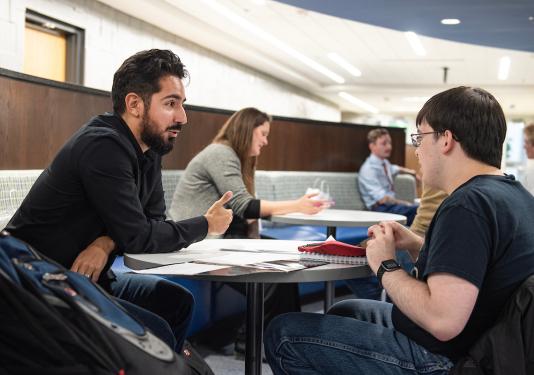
{"left": 381, "top": 270, "right": 438, "bottom": 335}
{"left": 91, "top": 235, "right": 115, "bottom": 255}
{"left": 381, "top": 269, "right": 473, "bottom": 342}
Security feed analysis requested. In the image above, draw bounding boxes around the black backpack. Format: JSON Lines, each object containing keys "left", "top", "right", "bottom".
{"left": 0, "top": 231, "right": 190, "bottom": 374}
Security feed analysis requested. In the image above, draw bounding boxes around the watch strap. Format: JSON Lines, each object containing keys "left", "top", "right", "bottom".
{"left": 377, "top": 259, "right": 401, "bottom": 289}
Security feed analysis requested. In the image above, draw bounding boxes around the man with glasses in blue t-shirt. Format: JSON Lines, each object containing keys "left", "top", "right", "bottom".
{"left": 264, "top": 86, "right": 534, "bottom": 374}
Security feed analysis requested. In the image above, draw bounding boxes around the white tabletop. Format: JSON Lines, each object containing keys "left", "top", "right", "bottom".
{"left": 269, "top": 208, "right": 406, "bottom": 227}
{"left": 124, "top": 239, "right": 371, "bottom": 283}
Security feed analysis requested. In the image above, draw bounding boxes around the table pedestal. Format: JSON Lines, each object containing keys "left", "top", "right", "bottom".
{"left": 245, "top": 282, "right": 264, "bottom": 375}
{"left": 324, "top": 226, "right": 337, "bottom": 312}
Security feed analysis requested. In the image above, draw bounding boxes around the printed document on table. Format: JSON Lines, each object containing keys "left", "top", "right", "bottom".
{"left": 131, "top": 262, "right": 227, "bottom": 275}
{"left": 217, "top": 239, "right": 313, "bottom": 254}
{"left": 194, "top": 251, "right": 300, "bottom": 266}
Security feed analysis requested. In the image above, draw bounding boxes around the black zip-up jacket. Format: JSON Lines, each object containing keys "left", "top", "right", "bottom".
{"left": 451, "top": 274, "right": 534, "bottom": 375}
{"left": 6, "top": 113, "right": 207, "bottom": 283}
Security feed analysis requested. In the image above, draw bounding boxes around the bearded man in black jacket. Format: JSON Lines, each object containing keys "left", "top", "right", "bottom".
{"left": 6, "top": 49, "right": 233, "bottom": 351}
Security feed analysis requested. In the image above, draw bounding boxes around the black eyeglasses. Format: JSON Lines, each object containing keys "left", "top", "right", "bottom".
{"left": 410, "top": 131, "right": 441, "bottom": 147}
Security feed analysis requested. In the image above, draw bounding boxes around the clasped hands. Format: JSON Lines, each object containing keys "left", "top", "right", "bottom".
{"left": 366, "top": 221, "right": 423, "bottom": 274}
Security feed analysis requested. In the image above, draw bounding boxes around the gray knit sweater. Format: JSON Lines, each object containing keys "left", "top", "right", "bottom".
{"left": 169, "top": 143, "right": 255, "bottom": 223}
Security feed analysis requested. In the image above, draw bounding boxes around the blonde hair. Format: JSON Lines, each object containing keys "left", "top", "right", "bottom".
{"left": 213, "top": 107, "right": 271, "bottom": 194}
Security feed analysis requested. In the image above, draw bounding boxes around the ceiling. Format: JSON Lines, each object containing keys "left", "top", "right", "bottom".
{"left": 97, "top": 0, "right": 534, "bottom": 118}
{"left": 278, "top": 0, "right": 534, "bottom": 53}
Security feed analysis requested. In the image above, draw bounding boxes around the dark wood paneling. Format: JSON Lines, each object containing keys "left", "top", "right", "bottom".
{"left": 163, "top": 108, "right": 406, "bottom": 171}
{"left": 0, "top": 74, "right": 111, "bottom": 169}
{"left": 1, "top": 69, "right": 406, "bottom": 171}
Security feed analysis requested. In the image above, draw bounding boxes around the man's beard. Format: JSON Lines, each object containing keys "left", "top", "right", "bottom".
{"left": 140, "top": 113, "right": 182, "bottom": 155}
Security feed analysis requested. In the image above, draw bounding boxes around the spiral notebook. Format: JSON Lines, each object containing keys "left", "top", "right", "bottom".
{"left": 297, "top": 241, "right": 368, "bottom": 265}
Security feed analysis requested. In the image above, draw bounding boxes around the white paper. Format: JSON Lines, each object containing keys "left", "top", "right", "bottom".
{"left": 131, "top": 262, "right": 227, "bottom": 275}
{"left": 194, "top": 251, "right": 299, "bottom": 266}
{"left": 217, "top": 239, "right": 312, "bottom": 254}
{"left": 168, "top": 252, "right": 221, "bottom": 263}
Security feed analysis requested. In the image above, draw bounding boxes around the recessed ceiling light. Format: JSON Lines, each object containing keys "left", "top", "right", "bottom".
{"left": 441, "top": 18, "right": 461, "bottom": 25}
{"left": 339, "top": 92, "right": 378, "bottom": 114}
{"left": 404, "top": 31, "right": 426, "bottom": 56}
{"left": 529, "top": 16, "right": 534, "bottom": 21}
{"left": 327, "top": 53, "right": 362, "bottom": 77}
{"left": 498, "top": 56, "right": 511, "bottom": 80}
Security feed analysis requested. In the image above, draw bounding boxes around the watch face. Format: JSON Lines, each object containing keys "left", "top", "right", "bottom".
{"left": 382, "top": 259, "right": 400, "bottom": 270}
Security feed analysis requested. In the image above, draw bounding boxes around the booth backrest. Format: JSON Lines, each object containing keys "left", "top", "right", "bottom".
{"left": 161, "top": 170, "right": 184, "bottom": 212}
{"left": 0, "top": 169, "right": 416, "bottom": 229}
{"left": 0, "top": 170, "right": 43, "bottom": 229}
{"left": 255, "top": 170, "right": 416, "bottom": 210}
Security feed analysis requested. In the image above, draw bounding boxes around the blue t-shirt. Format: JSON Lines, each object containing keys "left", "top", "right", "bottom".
{"left": 392, "top": 174, "right": 534, "bottom": 360}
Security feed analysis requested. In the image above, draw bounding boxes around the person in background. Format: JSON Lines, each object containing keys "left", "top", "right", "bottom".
{"left": 169, "top": 106, "right": 330, "bottom": 356}
{"left": 264, "top": 86, "right": 534, "bottom": 374}
{"left": 6, "top": 49, "right": 233, "bottom": 352}
{"left": 523, "top": 123, "right": 534, "bottom": 195}
{"left": 358, "top": 128, "right": 419, "bottom": 225}
{"left": 409, "top": 184, "right": 448, "bottom": 237}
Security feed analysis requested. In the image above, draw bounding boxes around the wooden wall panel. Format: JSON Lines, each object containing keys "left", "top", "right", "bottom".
{"left": 0, "top": 73, "right": 111, "bottom": 169}
{"left": 1, "top": 69, "right": 406, "bottom": 172}
{"left": 163, "top": 108, "right": 406, "bottom": 172}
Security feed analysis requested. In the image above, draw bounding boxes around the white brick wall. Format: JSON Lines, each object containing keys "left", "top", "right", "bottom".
{"left": 0, "top": 0, "right": 340, "bottom": 121}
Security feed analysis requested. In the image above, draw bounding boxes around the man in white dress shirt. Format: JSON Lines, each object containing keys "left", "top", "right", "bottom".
{"left": 358, "top": 128, "right": 419, "bottom": 225}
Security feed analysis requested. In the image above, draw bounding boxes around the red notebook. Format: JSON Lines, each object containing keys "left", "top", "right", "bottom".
{"left": 298, "top": 241, "right": 366, "bottom": 257}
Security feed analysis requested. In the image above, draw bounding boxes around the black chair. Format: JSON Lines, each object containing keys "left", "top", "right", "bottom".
{"left": 450, "top": 274, "right": 534, "bottom": 375}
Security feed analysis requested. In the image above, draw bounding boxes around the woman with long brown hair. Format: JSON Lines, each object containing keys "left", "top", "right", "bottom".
{"left": 169, "top": 107, "right": 328, "bottom": 356}
{"left": 170, "top": 107, "right": 327, "bottom": 238}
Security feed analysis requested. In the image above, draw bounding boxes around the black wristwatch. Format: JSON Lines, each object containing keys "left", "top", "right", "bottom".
{"left": 377, "top": 259, "right": 401, "bottom": 289}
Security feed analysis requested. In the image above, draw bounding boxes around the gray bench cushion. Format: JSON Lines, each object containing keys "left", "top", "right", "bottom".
{"left": 255, "top": 170, "right": 366, "bottom": 210}
{"left": 0, "top": 170, "right": 43, "bottom": 229}
{"left": 1, "top": 169, "right": 416, "bottom": 229}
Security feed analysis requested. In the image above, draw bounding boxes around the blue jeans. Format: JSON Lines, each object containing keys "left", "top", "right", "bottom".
{"left": 374, "top": 203, "right": 419, "bottom": 226}
{"left": 264, "top": 299, "right": 453, "bottom": 375}
{"left": 110, "top": 273, "right": 194, "bottom": 351}
{"left": 345, "top": 251, "right": 414, "bottom": 300}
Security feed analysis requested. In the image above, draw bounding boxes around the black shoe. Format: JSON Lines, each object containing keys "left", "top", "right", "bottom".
{"left": 233, "top": 336, "right": 245, "bottom": 360}
{"left": 234, "top": 339, "right": 266, "bottom": 362}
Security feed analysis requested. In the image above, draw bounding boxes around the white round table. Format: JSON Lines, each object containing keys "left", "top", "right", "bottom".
{"left": 270, "top": 208, "right": 407, "bottom": 229}
{"left": 124, "top": 239, "right": 371, "bottom": 375}
{"left": 269, "top": 208, "right": 406, "bottom": 310}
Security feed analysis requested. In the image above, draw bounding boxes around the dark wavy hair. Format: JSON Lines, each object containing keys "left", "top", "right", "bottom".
{"left": 416, "top": 86, "right": 506, "bottom": 168}
{"left": 111, "top": 49, "right": 188, "bottom": 114}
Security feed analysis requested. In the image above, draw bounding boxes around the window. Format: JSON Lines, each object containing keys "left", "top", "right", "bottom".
{"left": 24, "top": 10, "right": 84, "bottom": 84}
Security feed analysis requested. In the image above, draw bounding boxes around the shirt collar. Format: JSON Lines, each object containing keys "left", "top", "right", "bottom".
{"left": 369, "top": 153, "right": 387, "bottom": 165}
